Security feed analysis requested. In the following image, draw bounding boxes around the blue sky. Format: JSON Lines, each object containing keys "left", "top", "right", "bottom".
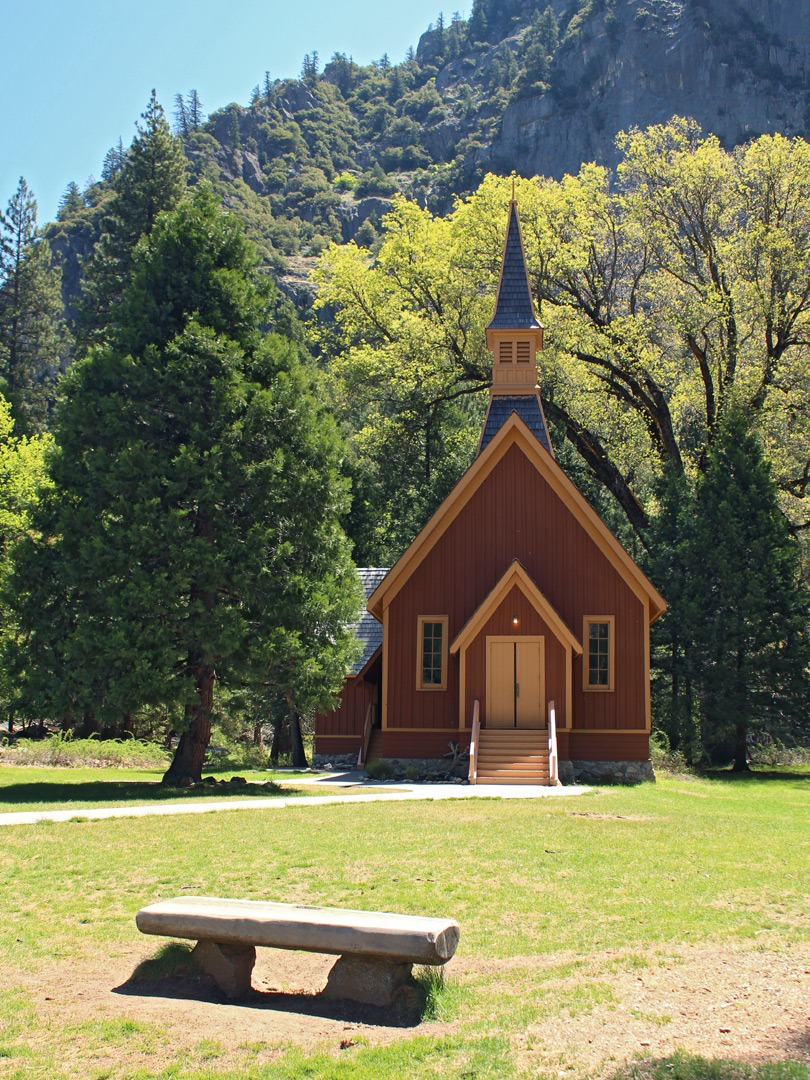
{"left": 2, "top": 0, "right": 457, "bottom": 224}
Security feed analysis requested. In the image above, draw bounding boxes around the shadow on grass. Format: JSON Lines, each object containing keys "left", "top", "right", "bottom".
{"left": 701, "top": 767, "right": 810, "bottom": 788}
{"left": 116, "top": 942, "right": 425, "bottom": 1030}
{"left": 0, "top": 778, "right": 285, "bottom": 808}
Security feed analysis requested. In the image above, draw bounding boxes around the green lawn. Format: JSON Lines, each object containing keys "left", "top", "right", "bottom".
{"left": 1, "top": 768, "right": 808, "bottom": 1079}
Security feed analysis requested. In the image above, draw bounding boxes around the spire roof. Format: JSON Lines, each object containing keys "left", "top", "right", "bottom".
{"left": 487, "top": 201, "right": 543, "bottom": 332}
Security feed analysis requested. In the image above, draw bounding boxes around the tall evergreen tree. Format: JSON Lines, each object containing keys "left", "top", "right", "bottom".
{"left": 9, "top": 184, "right": 361, "bottom": 781}
{"left": 0, "top": 178, "right": 67, "bottom": 431}
{"left": 173, "top": 93, "right": 189, "bottom": 137}
{"left": 78, "top": 92, "right": 186, "bottom": 353}
{"left": 187, "top": 89, "right": 204, "bottom": 131}
{"left": 684, "top": 415, "right": 810, "bottom": 769}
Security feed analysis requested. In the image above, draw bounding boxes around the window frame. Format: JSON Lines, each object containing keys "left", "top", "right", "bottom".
{"left": 416, "top": 615, "right": 449, "bottom": 691}
{"left": 582, "top": 615, "right": 615, "bottom": 692}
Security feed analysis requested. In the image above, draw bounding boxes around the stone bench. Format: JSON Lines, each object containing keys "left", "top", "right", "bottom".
{"left": 135, "top": 896, "right": 460, "bottom": 1006}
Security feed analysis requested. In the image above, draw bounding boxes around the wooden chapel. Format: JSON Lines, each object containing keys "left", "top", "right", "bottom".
{"left": 314, "top": 198, "right": 665, "bottom": 784}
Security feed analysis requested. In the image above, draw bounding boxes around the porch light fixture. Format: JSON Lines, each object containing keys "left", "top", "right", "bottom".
{"left": 512, "top": 615, "right": 519, "bottom": 625}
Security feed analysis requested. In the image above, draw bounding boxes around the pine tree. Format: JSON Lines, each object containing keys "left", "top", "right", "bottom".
{"left": 263, "top": 71, "right": 273, "bottom": 101}
{"left": 173, "top": 92, "right": 189, "bottom": 137}
{"left": 685, "top": 415, "right": 810, "bottom": 769}
{"left": 78, "top": 92, "right": 186, "bottom": 353}
{"left": 56, "top": 182, "right": 84, "bottom": 221}
{"left": 9, "top": 184, "right": 361, "bottom": 781}
{"left": 187, "top": 89, "right": 204, "bottom": 130}
{"left": 0, "top": 178, "right": 67, "bottom": 431}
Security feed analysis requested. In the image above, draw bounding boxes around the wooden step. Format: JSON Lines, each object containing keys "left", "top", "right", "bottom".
{"left": 479, "top": 730, "right": 547, "bottom": 739}
{"left": 476, "top": 775, "right": 556, "bottom": 786}
{"left": 477, "top": 761, "right": 549, "bottom": 773}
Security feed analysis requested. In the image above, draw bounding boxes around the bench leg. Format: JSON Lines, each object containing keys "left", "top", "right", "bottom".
{"left": 322, "top": 955, "right": 413, "bottom": 1007}
{"left": 192, "top": 940, "right": 256, "bottom": 998}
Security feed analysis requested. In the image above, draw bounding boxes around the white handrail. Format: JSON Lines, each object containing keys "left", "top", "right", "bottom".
{"left": 468, "top": 700, "right": 480, "bottom": 785}
{"left": 548, "top": 699, "right": 558, "bottom": 785}
{"left": 357, "top": 703, "right": 374, "bottom": 768}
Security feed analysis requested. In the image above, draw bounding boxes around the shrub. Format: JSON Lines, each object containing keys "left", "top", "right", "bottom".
{"left": 365, "top": 758, "right": 395, "bottom": 780}
{"left": 0, "top": 733, "right": 170, "bottom": 769}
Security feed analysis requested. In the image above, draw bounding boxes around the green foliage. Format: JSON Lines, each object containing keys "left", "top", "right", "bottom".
{"left": 2, "top": 733, "right": 169, "bottom": 768}
{"left": 686, "top": 416, "right": 810, "bottom": 766}
{"left": 648, "top": 416, "right": 810, "bottom": 766}
{"left": 364, "top": 757, "right": 395, "bottom": 779}
{"left": 0, "top": 178, "right": 68, "bottom": 430}
{"left": 77, "top": 91, "right": 187, "bottom": 352}
{"left": 8, "top": 184, "right": 361, "bottom": 782}
{"left": 0, "top": 394, "right": 51, "bottom": 725}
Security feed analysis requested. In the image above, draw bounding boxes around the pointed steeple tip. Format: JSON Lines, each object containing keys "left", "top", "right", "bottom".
{"left": 487, "top": 199, "right": 542, "bottom": 332}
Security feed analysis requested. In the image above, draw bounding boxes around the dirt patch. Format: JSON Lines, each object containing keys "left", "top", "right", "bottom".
{"left": 9, "top": 945, "right": 446, "bottom": 1070}
{"left": 493, "top": 943, "right": 810, "bottom": 1077}
{"left": 8, "top": 942, "right": 810, "bottom": 1075}
{"left": 568, "top": 813, "right": 653, "bottom": 821}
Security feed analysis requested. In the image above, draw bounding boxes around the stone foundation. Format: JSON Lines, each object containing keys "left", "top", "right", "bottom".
{"left": 558, "top": 759, "right": 655, "bottom": 785}
{"left": 313, "top": 754, "right": 468, "bottom": 781}
{"left": 315, "top": 754, "right": 654, "bottom": 785}
{"left": 313, "top": 753, "right": 357, "bottom": 770}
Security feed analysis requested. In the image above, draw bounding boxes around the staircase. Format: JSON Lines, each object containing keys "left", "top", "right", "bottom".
{"left": 475, "top": 729, "right": 553, "bottom": 785}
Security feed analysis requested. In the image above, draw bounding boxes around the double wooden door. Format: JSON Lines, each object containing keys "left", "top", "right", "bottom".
{"left": 486, "top": 636, "right": 545, "bottom": 728}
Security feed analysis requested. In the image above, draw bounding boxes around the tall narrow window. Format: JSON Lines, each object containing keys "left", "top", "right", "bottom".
{"left": 583, "top": 616, "right": 615, "bottom": 691}
{"left": 499, "top": 341, "right": 513, "bottom": 362}
{"left": 417, "top": 616, "right": 448, "bottom": 691}
{"left": 516, "top": 341, "right": 531, "bottom": 363}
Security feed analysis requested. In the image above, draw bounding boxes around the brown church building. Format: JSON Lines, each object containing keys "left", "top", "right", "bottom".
{"left": 315, "top": 200, "right": 665, "bottom": 785}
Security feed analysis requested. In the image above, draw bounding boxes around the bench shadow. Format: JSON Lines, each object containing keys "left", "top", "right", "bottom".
{"left": 112, "top": 973, "right": 425, "bottom": 1029}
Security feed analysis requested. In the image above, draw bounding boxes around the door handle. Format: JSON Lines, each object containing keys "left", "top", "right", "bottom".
{"left": 515, "top": 683, "right": 520, "bottom": 698}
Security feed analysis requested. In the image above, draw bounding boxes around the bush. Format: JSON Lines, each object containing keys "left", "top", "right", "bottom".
{"left": 0, "top": 733, "right": 170, "bottom": 769}
{"left": 649, "top": 731, "right": 691, "bottom": 776}
{"left": 365, "top": 758, "right": 395, "bottom": 780}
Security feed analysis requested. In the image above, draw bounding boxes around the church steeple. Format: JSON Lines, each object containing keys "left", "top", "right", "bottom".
{"left": 479, "top": 195, "right": 553, "bottom": 456}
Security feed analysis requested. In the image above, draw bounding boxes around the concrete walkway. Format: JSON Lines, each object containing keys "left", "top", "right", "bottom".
{"left": 0, "top": 770, "right": 591, "bottom": 827}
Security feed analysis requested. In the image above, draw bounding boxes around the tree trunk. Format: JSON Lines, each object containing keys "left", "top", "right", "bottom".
{"left": 81, "top": 710, "right": 100, "bottom": 738}
{"left": 732, "top": 722, "right": 750, "bottom": 772}
{"left": 161, "top": 665, "right": 215, "bottom": 785}
{"left": 288, "top": 698, "right": 308, "bottom": 768}
{"left": 122, "top": 713, "right": 134, "bottom": 737}
{"left": 270, "top": 710, "right": 290, "bottom": 766}
{"left": 253, "top": 722, "right": 262, "bottom": 747}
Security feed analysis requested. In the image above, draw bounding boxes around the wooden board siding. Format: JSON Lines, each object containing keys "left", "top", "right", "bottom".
{"left": 385, "top": 442, "right": 647, "bottom": 735}
{"left": 315, "top": 676, "right": 377, "bottom": 753}
{"left": 567, "top": 731, "right": 650, "bottom": 761}
{"left": 378, "top": 730, "right": 471, "bottom": 759}
{"left": 466, "top": 585, "right": 566, "bottom": 729}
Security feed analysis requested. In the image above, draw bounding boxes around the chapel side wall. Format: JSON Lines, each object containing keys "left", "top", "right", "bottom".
{"left": 314, "top": 676, "right": 376, "bottom": 756}
{"left": 385, "top": 443, "right": 648, "bottom": 739}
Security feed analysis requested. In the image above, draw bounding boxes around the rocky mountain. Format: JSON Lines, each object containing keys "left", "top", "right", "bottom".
{"left": 46, "top": 0, "right": 810, "bottom": 315}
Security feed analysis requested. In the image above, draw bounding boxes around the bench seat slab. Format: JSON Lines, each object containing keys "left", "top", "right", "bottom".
{"left": 136, "top": 897, "right": 459, "bottom": 965}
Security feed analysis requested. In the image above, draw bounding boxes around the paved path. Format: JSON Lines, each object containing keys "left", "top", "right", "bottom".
{"left": 0, "top": 771, "right": 591, "bottom": 826}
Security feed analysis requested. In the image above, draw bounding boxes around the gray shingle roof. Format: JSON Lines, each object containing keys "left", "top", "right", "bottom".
{"left": 479, "top": 395, "right": 552, "bottom": 455}
{"left": 350, "top": 568, "right": 389, "bottom": 674}
{"left": 487, "top": 203, "right": 543, "bottom": 331}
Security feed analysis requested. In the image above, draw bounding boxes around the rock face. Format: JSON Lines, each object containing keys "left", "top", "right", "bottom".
{"left": 482, "top": 0, "right": 810, "bottom": 179}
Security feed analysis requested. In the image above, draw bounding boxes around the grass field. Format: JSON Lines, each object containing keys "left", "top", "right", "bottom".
{"left": 1, "top": 767, "right": 809, "bottom": 1079}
